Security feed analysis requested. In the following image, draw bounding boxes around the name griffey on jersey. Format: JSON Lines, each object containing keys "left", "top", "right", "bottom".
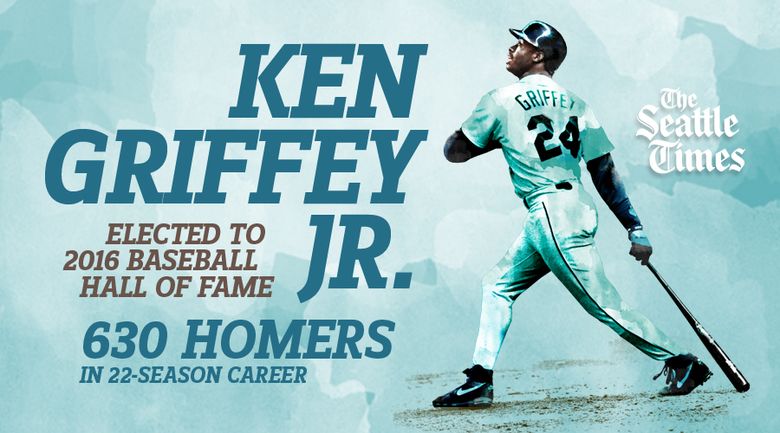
{"left": 514, "top": 89, "right": 576, "bottom": 111}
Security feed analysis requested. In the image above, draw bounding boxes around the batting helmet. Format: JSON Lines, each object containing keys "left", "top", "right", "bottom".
{"left": 509, "top": 21, "right": 567, "bottom": 74}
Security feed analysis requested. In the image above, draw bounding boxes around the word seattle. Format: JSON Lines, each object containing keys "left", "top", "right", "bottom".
{"left": 635, "top": 88, "right": 744, "bottom": 174}
{"left": 45, "top": 43, "right": 429, "bottom": 302}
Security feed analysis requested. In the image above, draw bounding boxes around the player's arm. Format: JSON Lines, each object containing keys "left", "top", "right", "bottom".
{"left": 444, "top": 129, "right": 500, "bottom": 163}
{"left": 586, "top": 153, "right": 652, "bottom": 265}
{"left": 452, "top": 91, "right": 502, "bottom": 162}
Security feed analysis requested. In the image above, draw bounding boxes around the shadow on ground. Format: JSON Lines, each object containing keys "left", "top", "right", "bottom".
{"left": 395, "top": 359, "right": 741, "bottom": 433}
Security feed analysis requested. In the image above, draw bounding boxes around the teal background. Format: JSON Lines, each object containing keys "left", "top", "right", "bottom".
{"left": 1, "top": 0, "right": 777, "bottom": 431}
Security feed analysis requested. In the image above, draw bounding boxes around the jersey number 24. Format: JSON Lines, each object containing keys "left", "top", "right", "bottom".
{"left": 527, "top": 114, "right": 580, "bottom": 162}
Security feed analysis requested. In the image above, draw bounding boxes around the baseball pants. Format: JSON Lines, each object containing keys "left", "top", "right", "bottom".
{"left": 472, "top": 183, "right": 682, "bottom": 369}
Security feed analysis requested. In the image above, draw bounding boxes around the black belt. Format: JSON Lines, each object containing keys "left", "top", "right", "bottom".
{"left": 522, "top": 182, "right": 572, "bottom": 209}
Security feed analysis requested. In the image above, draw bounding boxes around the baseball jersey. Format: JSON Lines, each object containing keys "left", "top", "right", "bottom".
{"left": 461, "top": 74, "right": 614, "bottom": 198}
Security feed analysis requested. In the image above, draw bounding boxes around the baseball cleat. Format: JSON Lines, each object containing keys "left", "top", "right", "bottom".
{"left": 432, "top": 365, "right": 494, "bottom": 408}
{"left": 654, "top": 353, "right": 712, "bottom": 396}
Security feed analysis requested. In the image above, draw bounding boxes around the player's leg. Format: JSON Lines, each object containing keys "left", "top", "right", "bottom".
{"left": 433, "top": 225, "right": 549, "bottom": 407}
{"left": 473, "top": 227, "right": 550, "bottom": 369}
{"left": 536, "top": 221, "right": 713, "bottom": 395}
{"left": 535, "top": 192, "right": 682, "bottom": 360}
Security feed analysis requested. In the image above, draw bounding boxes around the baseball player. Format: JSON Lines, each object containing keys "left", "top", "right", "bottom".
{"left": 433, "top": 21, "right": 712, "bottom": 408}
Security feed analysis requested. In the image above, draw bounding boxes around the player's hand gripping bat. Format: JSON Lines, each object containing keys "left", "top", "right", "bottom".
{"left": 647, "top": 263, "right": 749, "bottom": 392}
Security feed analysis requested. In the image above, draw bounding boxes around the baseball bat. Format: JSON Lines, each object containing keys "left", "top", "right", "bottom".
{"left": 647, "top": 263, "right": 749, "bottom": 393}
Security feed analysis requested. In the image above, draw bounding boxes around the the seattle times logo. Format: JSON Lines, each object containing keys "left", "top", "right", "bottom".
{"left": 636, "top": 88, "right": 744, "bottom": 174}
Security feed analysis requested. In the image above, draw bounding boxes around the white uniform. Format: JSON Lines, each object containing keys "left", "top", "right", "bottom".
{"left": 461, "top": 74, "right": 682, "bottom": 369}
